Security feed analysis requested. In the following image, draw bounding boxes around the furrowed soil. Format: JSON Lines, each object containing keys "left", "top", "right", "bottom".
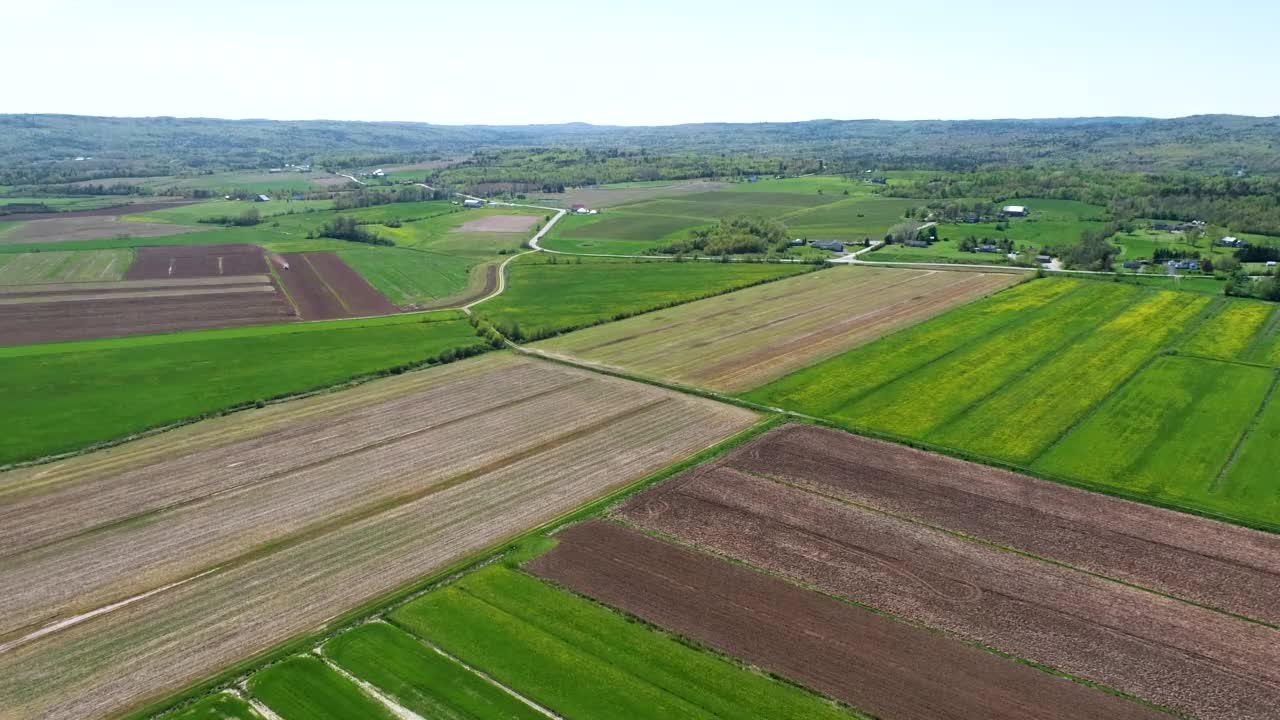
{"left": 275, "top": 251, "right": 398, "bottom": 319}
{"left": 530, "top": 520, "right": 1162, "bottom": 720}
{"left": 0, "top": 353, "right": 756, "bottom": 720}
{"left": 615, "top": 425, "right": 1280, "bottom": 720}
{"left": 0, "top": 276, "right": 294, "bottom": 346}
{"left": 1, "top": 217, "right": 207, "bottom": 244}
{"left": 125, "top": 244, "right": 269, "bottom": 279}
{"left": 535, "top": 266, "right": 1021, "bottom": 392}
{"left": 0, "top": 200, "right": 201, "bottom": 224}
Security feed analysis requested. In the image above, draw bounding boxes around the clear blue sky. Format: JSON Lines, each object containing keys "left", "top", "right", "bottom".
{"left": 7, "top": 0, "right": 1278, "bottom": 124}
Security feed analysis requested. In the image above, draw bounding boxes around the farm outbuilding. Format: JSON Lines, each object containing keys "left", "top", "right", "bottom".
{"left": 462, "top": 199, "right": 484, "bottom": 208}
{"left": 1002, "top": 205, "right": 1028, "bottom": 217}
{"left": 809, "top": 240, "right": 844, "bottom": 252}
{"left": 1218, "top": 236, "right": 1246, "bottom": 248}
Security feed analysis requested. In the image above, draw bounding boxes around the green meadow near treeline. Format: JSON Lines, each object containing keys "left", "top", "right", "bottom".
{"left": 0, "top": 312, "right": 488, "bottom": 466}
{"left": 746, "top": 277, "right": 1280, "bottom": 530}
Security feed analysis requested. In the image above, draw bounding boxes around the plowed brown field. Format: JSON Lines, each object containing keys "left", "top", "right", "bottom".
{"left": 534, "top": 266, "right": 1022, "bottom": 392}
{"left": 0, "top": 353, "right": 756, "bottom": 720}
{"left": 125, "top": 244, "right": 269, "bottom": 279}
{"left": 615, "top": 425, "right": 1280, "bottom": 720}
{"left": 275, "top": 251, "right": 398, "bottom": 319}
{"left": 531, "top": 520, "right": 1162, "bottom": 720}
{"left": 0, "top": 275, "right": 294, "bottom": 346}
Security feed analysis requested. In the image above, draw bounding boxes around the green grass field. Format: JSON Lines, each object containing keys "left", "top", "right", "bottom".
{"left": 784, "top": 196, "right": 921, "bottom": 240}
{"left": 0, "top": 249, "right": 132, "bottom": 284}
{"left": 0, "top": 196, "right": 127, "bottom": 212}
{"left": 325, "top": 623, "right": 544, "bottom": 720}
{"left": 248, "top": 656, "right": 396, "bottom": 720}
{"left": 1034, "top": 355, "right": 1275, "bottom": 519}
{"left": 473, "top": 255, "right": 812, "bottom": 340}
{"left": 162, "top": 693, "right": 261, "bottom": 720}
{"left": 127, "top": 199, "right": 336, "bottom": 224}
{"left": 390, "top": 565, "right": 856, "bottom": 720}
{"left": 746, "top": 278, "right": 1280, "bottom": 528}
{"left": 0, "top": 312, "right": 487, "bottom": 465}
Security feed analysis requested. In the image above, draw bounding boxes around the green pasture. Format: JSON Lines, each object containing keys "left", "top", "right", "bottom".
{"left": 0, "top": 312, "right": 487, "bottom": 466}
{"left": 725, "top": 175, "right": 879, "bottom": 196}
{"left": 784, "top": 196, "right": 920, "bottom": 240}
{"left": 325, "top": 623, "right": 544, "bottom": 720}
{"left": 473, "top": 255, "right": 811, "bottom": 340}
{"left": 126, "top": 199, "right": 335, "bottom": 224}
{"left": 0, "top": 196, "right": 127, "bottom": 212}
{"left": 249, "top": 656, "right": 396, "bottom": 720}
{"left": 621, "top": 191, "right": 838, "bottom": 222}
{"left": 338, "top": 247, "right": 478, "bottom": 308}
{"left": 390, "top": 566, "right": 857, "bottom": 720}
{"left": 1035, "top": 356, "right": 1276, "bottom": 523}
{"left": 162, "top": 693, "right": 262, "bottom": 720}
{"left": 148, "top": 171, "right": 330, "bottom": 194}
{"left": 0, "top": 249, "right": 132, "bottom": 284}
{"left": 748, "top": 278, "right": 1280, "bottom": 528}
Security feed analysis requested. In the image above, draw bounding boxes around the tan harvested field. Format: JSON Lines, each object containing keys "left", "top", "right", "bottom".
{"left": 531, "top": 521, "right": 1163, "bottom": 720}
{"left": 0, "top": 353, "right": 756, "bottom": 720}
{"left": 527, "top": 179, "right": 730, "bottom": 209}
{"left": 0, "top": 250, "right": 131, "bottom": 285}
{"left": 1, "top": 216, "right": 207, "bottom": 244}
{"left": 458, "top": 214, "right": 540, "bottom": 232}
{"left": 615, "top": 425, "right": 1280, "bottom": 720}
{"left": 535, "top": 266, "right": 1022, "bottom": 392}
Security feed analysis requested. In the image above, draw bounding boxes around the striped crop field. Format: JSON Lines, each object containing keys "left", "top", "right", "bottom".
{"left": 0, "top": 353, "right": 757, "bottom": 719}
{"left": 389, "top": 565, "right": 858, "bottom": 720}
{"left": 1180, "top": 299, "right": 1276, "bottom": 361}
{"left": 0, "top": 249, "right": 132, "bottom": 285}
{"left": 534, "top": 266, "right": 1023, "bottom": 392}
{"left": 749, "top": 278, "right": 1280, "bottom": 529}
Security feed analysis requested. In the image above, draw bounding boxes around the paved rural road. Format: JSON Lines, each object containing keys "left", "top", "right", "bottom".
{"left": 337, "top": 173, "right": 366, "bottom": 186}
{"left": 462, "top": 205, "right": 568, "bottom": 312}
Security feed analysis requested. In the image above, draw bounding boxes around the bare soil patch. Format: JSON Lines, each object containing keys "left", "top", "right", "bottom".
{"left": 531, "top": 520, "right": 1163, "bottom": 720}
{"left": 537, "top": 267, "right": 1021, "bottom": 392}
{"left": 274, "top": 252, "right": 396, "bottom": 320}
{"left": 125, "top": 244, "right": 270, "bottom": 280}
{"left": 0, "top": 354, "right": 756, "bottom": 720}
{"left": 458, "top": 215, "right": 540, "bottom": 233}
{"left": 615, "top": 426, "right": 1280, "bottom": 720}
{"left": 2, "top": 216, "right": 207, "bottom": 244}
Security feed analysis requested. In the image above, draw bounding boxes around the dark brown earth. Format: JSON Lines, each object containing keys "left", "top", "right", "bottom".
{"left": 0, "top": 200, "right": 201, "bottom": 223}
{"left": 724, "top": 425, "right": 1280, "bottom": 625}
{"left": 0, "top": 284, "right": 294, "bottom": 346}
{"left": 125, "top": 244, "right": 269, "bottom": 279}
{"left": 274, "top": 252, "right": 397, "bottom": 320}
{"left": 614, "top": 426, "right": 1280, "bottom": 720}
{"left": 530, "top": 520, "right": 1163, "bottom": 720}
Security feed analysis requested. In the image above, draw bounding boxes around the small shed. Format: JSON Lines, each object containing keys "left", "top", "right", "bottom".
{"left": 463, "top": 199, "right": 484, "bottom": 209}
{"left": 254, "top": 194, "right": 270, "bottom": 202}
{"left": 1002, "top": 205, "right": 1028, "bottom": 217}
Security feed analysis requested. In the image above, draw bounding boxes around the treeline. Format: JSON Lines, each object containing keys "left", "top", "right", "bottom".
{"left": 199, "top": 208, "right": 261, "bottom": 227}
{"left": 428, "top": 148, "right": 821, "bottom": 194}
{"left": 654, "top": 216, "right": 789, "bottom": 256}
{"left": 1226, "top": 272, "right": 1280, "bottom": 301}
{"left": 332, "top": 185, "right": 448, "bottom": 210}
{"left": 308, "top": 216, "right": 392, "bottom": 245}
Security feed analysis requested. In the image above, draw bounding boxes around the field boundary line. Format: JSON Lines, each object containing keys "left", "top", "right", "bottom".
{"left": 302, "top": 253, "right": 353, "bottom": 316}
{"left": 315, "top": 654, "right": 429, "bottom": 720}
{"left": 926, "top": 285, "right": 1151, "bottom": 440}
{"left": 120, "top": 415, "right": 782, "bottom": 720}
{"left": 602, "top": 515, "right": 1184, "bottom": 718}
{"left": 1211, "top": 369, "right": 1280, "bottom": 491}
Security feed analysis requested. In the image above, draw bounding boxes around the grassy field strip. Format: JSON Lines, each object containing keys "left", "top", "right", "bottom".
{"left": 1213, "top": 374, "right": 1280, "bottom": 522}
{"left": 322, "top": 622, "right": 549, "bottom": 720}
{"left": 389, "top": 566, "right": 859, "bottom": 720}
{"left": 247, "top": 656, "right": 397, "bottom": 720}
{"left": 839, "top": 282, "right": 1143, "bottom": 438}
{"left": 161, "top": 691, "right": 264, "bottom": 720}
{"left": 0, "top": 314, "right": 487, "bottom": 466}
{"left": 1034, "top": 356, "right": 1275, "bottom": 511}
{"left": 1247, "top": 306, "right": 1280, "bottom": 366}
{"left": 476, "top": 256, "right": 809, "bottom": 340}
{"left": 0, "top": 249, "right": 132, "bottom": 285}
{"left": 741, "top": 277, "right": 1081, "bottom": 415}
{"left": 934, "top": 290, "right": 1212, "bottom": 464}
{"left": 1180, "top": 300, "right": 1275, "bottom": 362}
{"left": 0, "top": 356, "right": 758, "bottom": 719}
{"left": 536, "top": 267, "right": 1022, "bottom": 394}
{"left": 317, "top": 654, "right": 428, "bottom": 720}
